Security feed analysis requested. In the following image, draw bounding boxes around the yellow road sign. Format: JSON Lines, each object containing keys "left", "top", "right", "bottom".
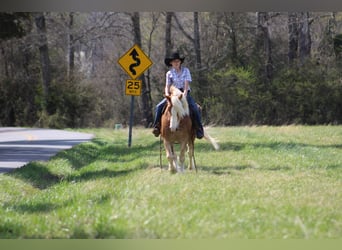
{"left": 125, "top": 79, "right": 142, "bottom": 96}
{"left": 118, "top": 44, "right": 153, "bottom": 80}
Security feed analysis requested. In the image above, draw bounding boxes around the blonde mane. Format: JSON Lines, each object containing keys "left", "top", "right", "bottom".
{"left": 169, "top": 86, "right": 189, "bottom": 131}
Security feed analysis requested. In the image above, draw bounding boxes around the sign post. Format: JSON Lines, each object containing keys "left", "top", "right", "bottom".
{"left": 118, "top": 44, "right": 153, "bottom": 147}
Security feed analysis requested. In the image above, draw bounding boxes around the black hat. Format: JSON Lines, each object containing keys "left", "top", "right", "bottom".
{"left": 164, "top": 52, "right": 185, "bottom": 66}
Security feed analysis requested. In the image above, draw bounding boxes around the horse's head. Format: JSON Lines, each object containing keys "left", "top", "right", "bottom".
{"left": 165, "top": 86, "right": 190, "bottom": 132}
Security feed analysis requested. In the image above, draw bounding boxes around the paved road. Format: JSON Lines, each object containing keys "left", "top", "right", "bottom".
{"left": 0, "top": 127, "right": 94, "bottom": 174}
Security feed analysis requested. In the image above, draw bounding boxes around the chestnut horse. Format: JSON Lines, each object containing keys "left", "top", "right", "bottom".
{"left": 160, "top": 86, "right": 219, "bottom": 173}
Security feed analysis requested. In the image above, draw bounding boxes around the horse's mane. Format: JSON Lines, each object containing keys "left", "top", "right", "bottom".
{"left": 169, "top": 86, "right": 189, "bottom": 131}
{"left": 170, "top": 86, "right": 189, "bottom": 117}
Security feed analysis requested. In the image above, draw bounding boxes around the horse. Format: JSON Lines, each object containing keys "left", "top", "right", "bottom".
{"left": 160, "top": 85, "right": 219, "bottom": 173}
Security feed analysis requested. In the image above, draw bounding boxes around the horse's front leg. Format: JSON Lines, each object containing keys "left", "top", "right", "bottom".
{"left": 187, "top": 141, "right": 196, "bottom": 171}
{"left": 177, "top": 142, "right": 187, "bottom": 173}
{"left": 164, "top": 141, "right": 177, "bottom": 173}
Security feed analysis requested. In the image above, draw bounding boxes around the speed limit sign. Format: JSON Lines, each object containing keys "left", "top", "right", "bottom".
{"left": 125, "top": 79, "right": 142, "bottom": 96}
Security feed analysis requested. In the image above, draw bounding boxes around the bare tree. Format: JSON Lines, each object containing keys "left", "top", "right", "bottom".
{"left": 131, "top": 12, "right": 153, "bottom": 127}
{"left": 298, "top": 12, "right": 311, "bottom": 64}
{"left": 67, "top": 12, "right": 75, "bottom": 79}
{"left": 288, "top": 12, "right": 298, "bottom": 65}
{"left": 172, "top": 13, "right": 204, "bottom": 78}
{"left": 165, "top": 12, "right": 173, "bottom": 57}
{"left": 194, "top": 12, "right": 202, "bottom": 71}
{"left": 146, "top": 12, "right": 160, "bottom": 110}
{"left": 34, "top": 12, "right": 51, "bottom": 111}
{"left": 226, "top": 12, "right": 239, "bottom": 66}
{"left": 256, "top": 12, "right": 273, "bottom": 82}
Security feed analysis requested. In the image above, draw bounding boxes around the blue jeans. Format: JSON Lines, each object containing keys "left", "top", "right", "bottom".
{"left": 153, "top": 91, "right": 204, "bottom": 135}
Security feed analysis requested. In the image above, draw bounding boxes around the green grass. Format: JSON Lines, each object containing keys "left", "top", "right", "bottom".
{"left": 0, "top": 126, "right": 341, "bottom": 238}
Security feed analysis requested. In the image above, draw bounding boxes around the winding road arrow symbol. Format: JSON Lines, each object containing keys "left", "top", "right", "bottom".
{"left": 129, "top": 48, "right": 141, "bottom": 76}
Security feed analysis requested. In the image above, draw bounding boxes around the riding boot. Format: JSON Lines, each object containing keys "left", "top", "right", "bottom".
{"left": 152, "top": 99, "right": 167, "bottom": 137}
{"left": 187, "top": 96, "right": 204, "bottom": 139}
{"left": 152, "top": 123, "right": 160, "bottom": 137}
{"left": 196, "top": 125, "right": 204, "bottom": 139}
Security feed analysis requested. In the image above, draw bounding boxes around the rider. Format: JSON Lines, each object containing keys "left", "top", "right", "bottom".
{"left": 152, "top": 52, "right": 204, "bottom": 139}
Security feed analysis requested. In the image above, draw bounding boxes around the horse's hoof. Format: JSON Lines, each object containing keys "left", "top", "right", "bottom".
{"left": 188, "top": 167, "right": 197, "bottom": 173}
{"left": 169, "top": 168, "right": 177, "bottom": 174}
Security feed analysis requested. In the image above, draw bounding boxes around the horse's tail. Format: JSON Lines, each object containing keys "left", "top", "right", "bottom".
{"left": 203, "top": 129, "right": 220, "bottom": 150}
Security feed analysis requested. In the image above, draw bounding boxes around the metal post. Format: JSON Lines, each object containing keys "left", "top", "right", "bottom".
{"left": 128, "top": 95, "right": 134, "bottom": 147}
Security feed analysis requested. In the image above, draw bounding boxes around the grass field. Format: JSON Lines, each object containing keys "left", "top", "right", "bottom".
{"left": 0, "top": 126, "right": 341, "bottom": 239}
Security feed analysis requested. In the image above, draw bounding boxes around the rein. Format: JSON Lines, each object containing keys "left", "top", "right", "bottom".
{"left": 159, "top": 135, "right": 162, "bottom": 170}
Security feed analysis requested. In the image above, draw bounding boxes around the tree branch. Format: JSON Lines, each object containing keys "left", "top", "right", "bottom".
{"left": 172, "top": 13, "right": 194, "bottom": 43}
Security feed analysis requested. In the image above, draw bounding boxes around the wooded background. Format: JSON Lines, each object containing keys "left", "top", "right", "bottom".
{"left": 1, "top": 12, "right": 341, "bottom": 128}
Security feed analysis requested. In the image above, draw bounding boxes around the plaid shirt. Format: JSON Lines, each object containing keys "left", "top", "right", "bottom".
{"left": 166, "top": 66, "right": 192, "bottom": 90}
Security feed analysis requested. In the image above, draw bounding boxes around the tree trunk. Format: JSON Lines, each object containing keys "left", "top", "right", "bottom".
{"left": 165, "top": 12, "right": 173, "bottom": 57}
{"left": 288, "top": 12, "right": 298, "bottom": 65}
{"left": 194, "top": 12, "right": 202, "bottom": 71}
{"left": 256, "top": 12, "right": 273, "bottom": 82}
{"left": 146, "top": 12, "right": 159, "bottom": 121}
{"left": 327, "top": 12, "right": 340, "bottom": 62}
{"left": 298, "top": 12, "right": 311, "bottom": 65}
{"left": 34, "top": 12, "right": 51, "bottom": 112}
{"left": 228, "top": 13, "right": 239, "bottom": 67}
{"left": 67, "top": 12, "right": 74, "bottom": 79}
{"left": 0, "top": 45, "right": 9, "bottom": 78}
{"left": 131, "top": 12, "right": 153, "bottom": 127}
{"left": 193, "top": 12, "right": 208, "bottom": 105}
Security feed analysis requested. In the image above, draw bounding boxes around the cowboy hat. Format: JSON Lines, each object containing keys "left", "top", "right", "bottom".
{"left": 164, "top": 52, "right": 185, "bottom": 66}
